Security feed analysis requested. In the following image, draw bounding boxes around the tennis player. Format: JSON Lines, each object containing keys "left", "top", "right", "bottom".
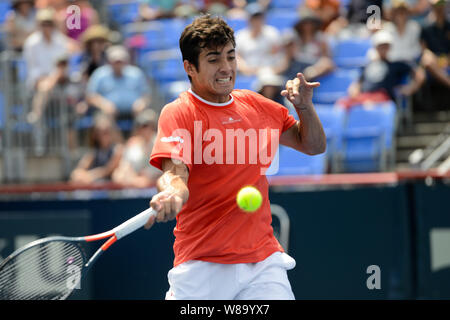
{"left": 146, "top": 15, "right": 326, "bottom": 300}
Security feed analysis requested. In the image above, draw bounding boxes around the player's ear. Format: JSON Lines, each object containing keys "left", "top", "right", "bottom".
{"left": 184, "top": 60, "right": 196, "bottom": 78}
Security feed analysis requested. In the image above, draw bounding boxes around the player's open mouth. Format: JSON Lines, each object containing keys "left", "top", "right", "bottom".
{"left": 216, "top": 77, "right": 232, "bottom": 84}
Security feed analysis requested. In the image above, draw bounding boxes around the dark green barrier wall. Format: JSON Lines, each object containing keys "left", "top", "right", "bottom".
{"left": 413, "top": 181, "right": 450, "bottom": 299}
{"left": 0, "top": 181, "right": 448, "bottom": 299}
{"left": 269, "top": 184, "right": 413, "bottom": 299}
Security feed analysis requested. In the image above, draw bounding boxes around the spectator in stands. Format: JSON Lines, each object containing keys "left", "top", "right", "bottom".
{"left": 79, "top": 24, "right": 111, "bottom": 80}
{"left": 23, "top": 8, "right": 70, "bottom": 94}
{"left": 4, "top": 0, "right": 37, "bottom": 52}
{"left": 70, "top": 114, "right": 123, "bottom": 184}
{"left": 384, "top": 0, "right": 430, "bottom": 22}
{"left": 73, "top": 24, "right": 111, "bottom": 117}
{"left": 227, "top": 0, "right": 271, "bottom": 19}
{"left": 137, "top": 0, "right": 202, "bottom": 20}
{"left": 341, "top": 30, "right": 425, "bottom": 109}
{"left": 112, "top": 109, "right": 161, "bottom": 188}
{"left": 420, "top": 0, "right": 450, "bottom": 69}
{"left": 85, "top": 45, "right": 151, "bottom": 122}
{"left": 235, "top": 3, "right": 284, "bottom": 76}
{"left": 253, "top": 69, "right": 285, "bottom": 104}
{"left": 303, "top": 0, "right": 341, "bottom": 32}
{"left": 35, "top": 0, "right": 66, "bottom": 9}
{"left": 279, "top": 8, "right": 335, "bottom": 81}
{"left": 27, "top": 55, "right": 81, "bottom": 151}
{"left": 327, "top": 0, "right": 382, "bottom": 37}
{"left": 202, "top": 0, "right": 233, "bottom": 15}
{"left": 384, "top": 0, "right": 450, "bottom": 87}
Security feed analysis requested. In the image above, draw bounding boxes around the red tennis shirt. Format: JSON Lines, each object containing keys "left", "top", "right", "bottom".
{"left": 150, "top": 89, "right": 297, "bottom": 267}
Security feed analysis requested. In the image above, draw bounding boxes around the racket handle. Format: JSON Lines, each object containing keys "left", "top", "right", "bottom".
{"left": 113, "top": 207, "right": 156, "bottom": 240}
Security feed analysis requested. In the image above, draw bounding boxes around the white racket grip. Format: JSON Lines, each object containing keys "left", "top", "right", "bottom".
{"left": 113, "top": 207, "right": 156, "bottom": 240}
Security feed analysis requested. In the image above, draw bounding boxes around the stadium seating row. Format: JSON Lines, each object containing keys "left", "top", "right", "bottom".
{"left": 272, "top": 101, "right": 397, "bottom": 175}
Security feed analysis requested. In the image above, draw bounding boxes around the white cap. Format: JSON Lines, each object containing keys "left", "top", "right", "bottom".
{"left": 372, "top": 30, "right": 393, "bottom": 47}
{"left": 106, "top": 45, "right": 130, "bottom": 63}
{"left": 253, "top": 68, "right": 285, "bottom": 92}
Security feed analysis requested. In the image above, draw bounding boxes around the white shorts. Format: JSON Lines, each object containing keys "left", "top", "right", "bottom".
{"left": 165, "top": 251, "right": 296, "bottom": 300}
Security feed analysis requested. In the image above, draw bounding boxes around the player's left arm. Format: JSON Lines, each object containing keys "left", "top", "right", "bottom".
{"left": 280, "top": 73, "right": 327, "bottom": 155}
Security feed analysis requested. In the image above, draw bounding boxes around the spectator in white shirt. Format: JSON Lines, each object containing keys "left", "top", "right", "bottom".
{"left": 4, "top": 0, "right": 37, "bottom": 52}
{"left": 24, "top": 7, "right": 71, "bottom": 125}
{"left": 23, "top": 7, "right": 70, "bottom": 91}
{"left": 383, "top": 0, "right": 450, "bottom": 88}
{"left": 235, "top": 3, "right": 284, "bottom": 76}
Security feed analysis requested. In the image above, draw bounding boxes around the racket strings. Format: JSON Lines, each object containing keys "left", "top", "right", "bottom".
{"left": 0, "top": 241, "right": 84, "bottom": 300}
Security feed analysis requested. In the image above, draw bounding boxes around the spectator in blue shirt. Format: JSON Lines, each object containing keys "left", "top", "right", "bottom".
{"left": 86, "top": 45, "right": 151, "bottom": 121}
{"left": 339, "top": 30, "right": 425, "bottom": 109}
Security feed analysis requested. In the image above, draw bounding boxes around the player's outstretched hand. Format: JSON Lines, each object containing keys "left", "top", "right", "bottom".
{"left": 145, "top": 188, "right": 184, "bottom": 229}
{"left": 281, "top": 72, "right": 320, "bottom": 109}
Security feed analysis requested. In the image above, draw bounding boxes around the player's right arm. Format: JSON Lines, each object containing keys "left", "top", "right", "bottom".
{"left": 144, "top": 158, "right": 189, "bottom": 229}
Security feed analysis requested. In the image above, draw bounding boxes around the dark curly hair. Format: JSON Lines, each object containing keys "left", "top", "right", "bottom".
{"left": 179, "top": 15, "right": 235, "bottom": 81}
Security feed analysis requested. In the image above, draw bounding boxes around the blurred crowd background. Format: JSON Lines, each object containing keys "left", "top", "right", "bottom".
{"left": 0, "top": 0, "right": 449, "bottom": 187}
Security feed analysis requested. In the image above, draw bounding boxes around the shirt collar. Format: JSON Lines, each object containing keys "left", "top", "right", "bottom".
{"left": 188, "top": 88, "right": 234, "bottom": 107}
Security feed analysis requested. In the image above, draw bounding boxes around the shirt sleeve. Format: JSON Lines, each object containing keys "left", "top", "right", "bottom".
{"left": 149, "top": 102, "right": 194, "bottom": 172}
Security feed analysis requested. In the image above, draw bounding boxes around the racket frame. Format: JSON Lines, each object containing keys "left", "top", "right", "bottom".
{"left": 0, "top": 207, "right": 156, "bottom": 300}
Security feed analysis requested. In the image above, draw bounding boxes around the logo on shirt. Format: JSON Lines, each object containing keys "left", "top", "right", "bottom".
{"left": 221, "top": 116, "right": 242, "bottom": 125}
{"left": 161, "top": 136, "right": 184, "bottom": 144}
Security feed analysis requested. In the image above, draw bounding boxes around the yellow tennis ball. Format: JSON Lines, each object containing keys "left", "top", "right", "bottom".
{"left": 236, "top": 186, "right": 263, "bottom": 213}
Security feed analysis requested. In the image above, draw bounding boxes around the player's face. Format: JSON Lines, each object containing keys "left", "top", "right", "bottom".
{"left": 185, "top": 41, "right": 236, "bottom": 103}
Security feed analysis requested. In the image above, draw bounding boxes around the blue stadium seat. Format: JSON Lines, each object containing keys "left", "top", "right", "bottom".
{"left": 108, "top": 1, "right": 140, "bottom": 25}
{"left": 227, "top": 18, "right": 247, "bottom": 32}
{"left": 0, "top": 2, "right": 11, "bottom": 25}
{"left": 316, "top": 106, "right": 345, "bottom": 153}
{"left": 341, "top": 103, "right": 396, "bottom": 172}
{"left": 235, "top": 75, "right": 257, "bottom": 90}
{"left": 313, "top": 69, "right": 360, "bottom": 104}
{"left": 332, "top": 38, "right": 372, "bottom": 69}
{"left": 270, "top": 0, "right": 304, "bottom": 10}
{"left": 159, "top": 18, "right": 185, "bottom": 47}
{"left": 142, "top": 27, "right": 168, "bottom": 51}
{"left": 152, "top": 57, "right": 185, "bottom": 84}
{"left": 266, "top": 10, "right": 299, "bottom": 31}
{"left": 271, "top": 145, "right": 327, "bottom": 176}
{"left": 161, "top": 80, "right": 190, "bottom": 102}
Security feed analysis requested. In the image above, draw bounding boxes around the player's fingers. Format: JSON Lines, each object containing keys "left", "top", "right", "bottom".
{"left": 162, "top": 196, "right": 176, "bottom": 222}
{"left": 158, "top": 200, "right": 171, "bottom": 222}
{"left": 297, "top": 72, "right": 307, "bottom": 85}
{"left": 285, "top": 79, "right": 293, "bottom": 92}
{"left": 292, "top": 77, "right": 300, "bottom": 95}
{"left": 307, "top": 81, "right": 321, "bottom": 88}
{"left": 144, "top": 214, "right": 156, "bottom": 230}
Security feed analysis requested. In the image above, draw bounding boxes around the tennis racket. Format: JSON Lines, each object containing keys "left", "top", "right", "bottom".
{"left": 0, "top": 207, "right": 156, "bottom": 300}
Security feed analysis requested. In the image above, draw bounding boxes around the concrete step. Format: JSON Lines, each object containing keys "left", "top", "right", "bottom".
{"left": 1, "top": 154, "right": 69, "bottom": 183}
{"left": 396, "top": 135, "right": 438, "bottom": 149}
{"left": 396, "top": 149, "right": 416, "bottom": 162}
{"left": 413, "top": 111, "right": 450, "bottom": 123}
{"left": 408, "top": 122, "right": 449, "bottom": 135}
